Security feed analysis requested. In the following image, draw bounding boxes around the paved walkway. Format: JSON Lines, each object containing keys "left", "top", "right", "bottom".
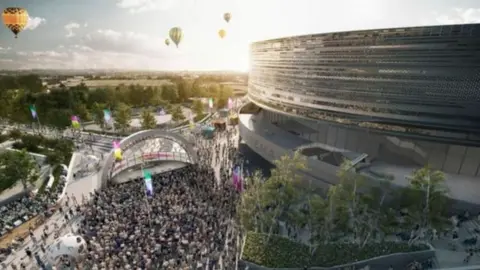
{"left": 3, "top": 169, "right": 98, "bottom": 268}
{"left": 431, "top": 218, "right": 480, "bottom": 267}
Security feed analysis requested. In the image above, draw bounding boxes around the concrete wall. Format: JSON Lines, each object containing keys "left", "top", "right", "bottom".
{"left": 239, "top": 115, "right": 339, "bottom": 190}
{"left": 262, "top": 110, "right": 480, "bottom": 177}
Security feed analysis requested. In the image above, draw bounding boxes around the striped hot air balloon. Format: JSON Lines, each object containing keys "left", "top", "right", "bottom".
{"left": 223, "top": 12, "right": 231, "bottom": 23}
{"left": 2, "top": 7, "right": 29, "bottom": 38}
{"left": 218, "top": 29, "right": 226, "bottom": 39}
{"left": 169, "top": 27, "right": 183, "bottom": 48}
{"left": 165, "top": 38, "right": 170, "bottom": 46}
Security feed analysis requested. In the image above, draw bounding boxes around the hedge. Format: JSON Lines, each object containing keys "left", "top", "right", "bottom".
{"left": 242, "top": 232, "right": 429, "bottom": 268}
{"left": 50, "top": 165, "right": 63, "bottom": 192}
{"left": 9, "top": 133, "right": 73, "bottom": 165}
{"left": 37, "top": 174, "right": 50, "bottom": 195}
{"left": 194, "top": 113, "right": 207, "bottom": 122}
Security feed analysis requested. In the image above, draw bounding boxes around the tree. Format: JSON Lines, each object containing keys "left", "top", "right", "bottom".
{"left": 115, "top": 102, "right": 132, "bottom": 132}
{"left": 192, "top": 99, "right": 204, "bottom": 116}
{"left": 175, "top": 78, "right": 192, "bottom": 102}
{"left": 9, "top": 129, "right": 22, "bottom": 140}
{"left": 0, "top": 149, "right": 40, "bottom": 191}
{"left": 161, "top": 84, "right": 179, "bottom": 102}
{"left": 216, "top": 96, "right": 228, "bottom": 109}
{"left": 261, "top": 151, "right": 308, "bottom": 239}
{"left": 92, "top": 102, "right": 106, "bottom": 129}
{"left": 402, "top": 165, "right": 449, "bottom": 242}
{"left": 332, "top": 160, "right": 384, "bottom": 248}
{"left": 238, "top": 170, "right": 267, "bottom": 233}
{"left": 46, "top": 151, "right": 63, "bottom": 166}
{"left": 171, "top": 105, "right": 185, "bottom": 122}
{"left": 74, "top": 103, "right": 91, "bottom": 122}
{"left": 140, "top": 109, "right": 157, "bottom": 130}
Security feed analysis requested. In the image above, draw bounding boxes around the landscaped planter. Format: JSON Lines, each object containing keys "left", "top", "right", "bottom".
{"left": 242, "top": 232, "right": 434, "bottom": 270}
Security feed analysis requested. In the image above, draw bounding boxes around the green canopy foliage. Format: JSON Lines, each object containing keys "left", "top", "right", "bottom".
{"left": 0, "top": 149, "right": 40, "bottom": 191}
{"left": 140, "top": 109, "right": 157, "bottom": 130}
{"left": 238, "top": 153, "right": 446, "bottom": 268}
{"left": 0, "top": 74, "right": 236, "bottom": 128}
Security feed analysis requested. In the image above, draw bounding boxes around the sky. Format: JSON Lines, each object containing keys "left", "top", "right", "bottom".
{"left": 0, "top": 0, "right": 480, "bottom": 71}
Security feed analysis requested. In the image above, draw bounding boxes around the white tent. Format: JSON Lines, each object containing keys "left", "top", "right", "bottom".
{"left": 45, "top": 233, "right": 86, "bottom": 264}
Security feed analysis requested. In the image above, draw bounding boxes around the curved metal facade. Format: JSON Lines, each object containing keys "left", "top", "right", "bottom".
{"left": 249, "top": 23, "right": 480, "bottom": 145}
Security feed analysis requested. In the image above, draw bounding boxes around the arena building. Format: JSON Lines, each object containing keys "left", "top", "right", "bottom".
{"left": 239, "top": 23, "right": 480, "bottom": 207}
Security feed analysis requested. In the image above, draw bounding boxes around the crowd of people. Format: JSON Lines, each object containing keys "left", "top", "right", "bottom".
{"left": 75, "top": 165, "right": 239, "bottom": 269}
{"left": 0, "top": 175, "right": 66, "bottom": 241}
{"left": 63, "top": 126, "right": 242, "bottom": 269}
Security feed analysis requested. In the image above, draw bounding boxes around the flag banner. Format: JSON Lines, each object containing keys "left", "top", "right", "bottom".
{"left": 208, "top": 98, "right": 213, "bottom": 109}
{"left": 29, "top": 105, "right": 37, "bottom": 119}
{"left": 114, "top": 149, "right": 122, "bottom": 160}
{"left": 232, "top": 166, "right": 243, "bottom": 192}
{"left": 143, "top": 169, "right": 154, "bottom": 196}
{"left": 228, "top": 98, "right": 233, "bottom": 110}
{"left": 112, "top": 141, "right": 120, "bottom": 149}
{"left": 71, "top": 115, "right": 80, "bottom": 129}
{"left": 103, "top": 109, "right": 112, "bottom": 122}
{"left": 113, "top": 141, "right": 122, "bottom": 160}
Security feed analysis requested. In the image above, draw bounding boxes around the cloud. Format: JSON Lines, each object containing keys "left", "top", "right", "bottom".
{"left": 65, "top": 22, "right": 81, "bottom": 38}
{"left": 436, "top": 8, "right": 480, "bottom": 24}
{"left": 0, "top": 46, "right": 12, "bottom": 53}
{"left": 1, "top": 28, "right": 239, "bottom": 71}
{"left": 1, "top": 29, "right": 175, "bottom": 70}
{"left": 25, "top": 16, "right": 46, "bottom": 30}
{"left": 4, "top": 47, "right": 172, "bottom": 70}
{"left": 82, "top": 29, "right": 167, "bottom": 56}
{"left": 31, "top": 51, "right": 68, "bottom": 58}
{"left": 116, "top": 0, "right": 175, "bottom": 13}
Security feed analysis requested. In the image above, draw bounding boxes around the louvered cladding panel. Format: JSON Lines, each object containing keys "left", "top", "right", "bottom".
{"left": 249, "top": 23, "right": 480, "bottom": 145}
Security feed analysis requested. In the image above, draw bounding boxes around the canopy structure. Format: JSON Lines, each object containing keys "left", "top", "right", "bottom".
{"left": 45, "top": 233, "right": 86, "bottom": 265}
{"left": 201, "top": 126, "right": 215, "bottom": 139}
{"left": 100, "top": 129, "right": 198, "bottom": 186}
{"left": 229, "top": 114, "right": 239, "bottom": 125}
{"left": 212, "top": 119, "right": 226, "bottom": 130}
{"left": 218, "top": 108, "right": 229, "bottom": 118}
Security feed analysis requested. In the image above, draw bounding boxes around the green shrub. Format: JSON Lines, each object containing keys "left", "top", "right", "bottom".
{"left": 243, "top": 233, "right": 311, "bottom": 268}
{"left": 193, "top": 113, "right": 207, "bottom": 122}
{"left": 0, "top": 134, "right": 9, "bottom": 143}
{"left": 10, "top": 134, "right": 73, "bottom": 165}
{"left": 243, "top": 232, "right": 429, "bottom": 268}
{"left": 37, "top": 174, "right": 50, "bottom": 195}
{"left": 50, "top": 165, "right": 63, "bottom": 192}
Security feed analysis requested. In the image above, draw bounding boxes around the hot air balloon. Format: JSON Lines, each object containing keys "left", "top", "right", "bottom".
{"left": 2, "top": 7, "right": 29, "bottom": 38}
{"left": 169, "top": 27, "right": 183, "bottom": 48}
{"left": 223, "top": 13, "right": 231, "bottom": 23}
{"left": 165, "top": 38, "right": 170, "bottom": 46}
{"left": 218, "top": 29, "right": 226, "bottom": 39}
